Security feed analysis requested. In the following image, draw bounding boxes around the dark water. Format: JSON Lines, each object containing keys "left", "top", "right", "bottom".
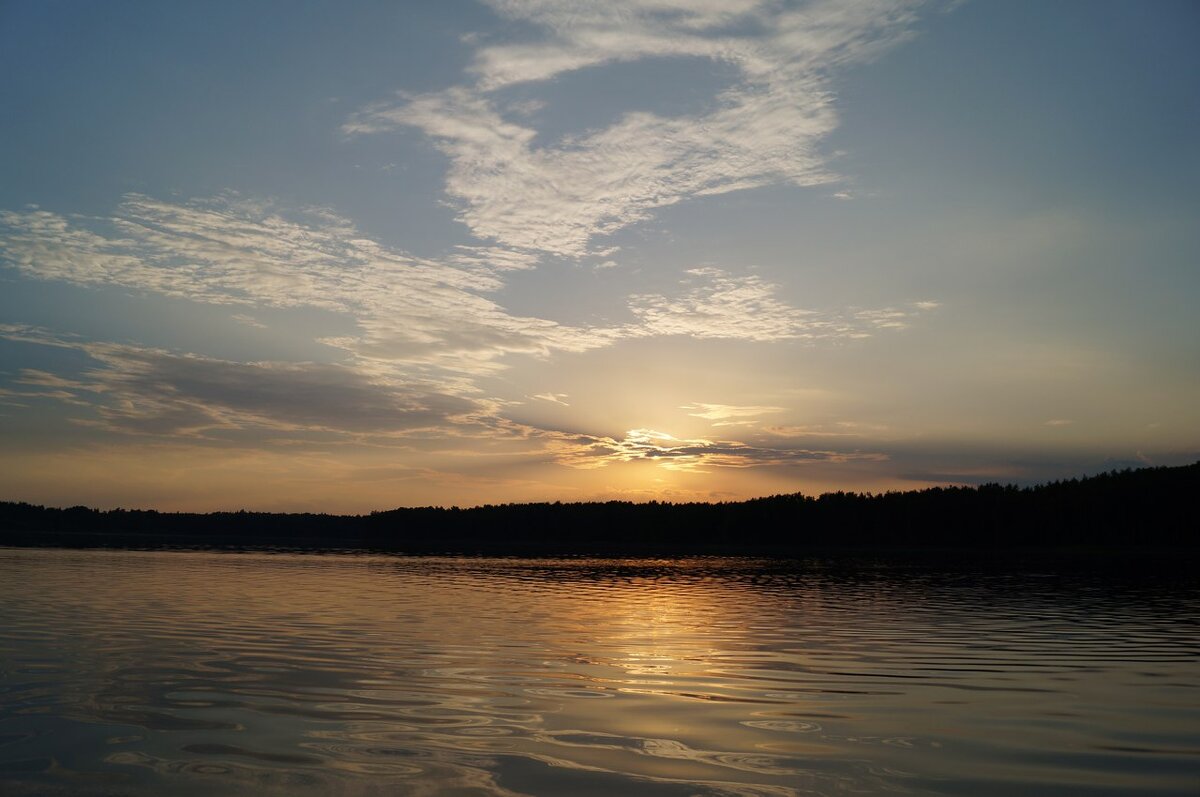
{"left": 0, "top": 548, "right": 1197, "bottom": 796}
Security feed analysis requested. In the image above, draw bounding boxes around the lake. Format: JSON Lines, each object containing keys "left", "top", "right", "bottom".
{"left": 0, "top": 547, "right": 1196, "bottom": 796}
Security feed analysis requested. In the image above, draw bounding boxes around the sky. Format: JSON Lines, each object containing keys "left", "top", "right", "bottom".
{"left": 1, "top": 0, "right": 1198, "bottom": 512}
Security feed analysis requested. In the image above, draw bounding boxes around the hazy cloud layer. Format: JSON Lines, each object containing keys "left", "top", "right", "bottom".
{"left": 346, "top": 0, "right": 928, "bottom": 257}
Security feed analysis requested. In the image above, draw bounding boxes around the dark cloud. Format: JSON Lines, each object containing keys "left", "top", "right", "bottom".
{"left": 83, "top": 345, "right": 479, "bottom": 436}
{"left": 548, "top": 427, "right": 888, "bottom": 471}
{"left": 0, "top": 330, "right": 481, "bottom": 438}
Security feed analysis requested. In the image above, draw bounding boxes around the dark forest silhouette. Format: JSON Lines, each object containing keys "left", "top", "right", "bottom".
{"left": 1, "top": 463, "right": 1195, "bottom": 553}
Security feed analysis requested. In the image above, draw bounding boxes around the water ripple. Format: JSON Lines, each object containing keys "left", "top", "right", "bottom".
{"left": 0, "top": 548, "right": 1197, "bottom": 796}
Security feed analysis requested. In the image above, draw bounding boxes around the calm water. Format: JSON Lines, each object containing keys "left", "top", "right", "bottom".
{"left": 0, "top": 549, "right": 1196, "bottom": 796}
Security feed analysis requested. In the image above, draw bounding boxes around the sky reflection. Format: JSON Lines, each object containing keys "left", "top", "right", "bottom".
{"left": 0, "top": 550, "right": 1196, "bottom": 795}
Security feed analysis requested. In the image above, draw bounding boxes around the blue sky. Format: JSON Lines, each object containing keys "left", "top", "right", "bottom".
{"left": 1, "top": 0, "right": 1197, "bottom": 510}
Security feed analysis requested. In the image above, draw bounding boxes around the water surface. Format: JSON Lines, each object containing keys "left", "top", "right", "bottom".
{"left": 0, "top": 548, "right": 1196, "bottom": 795}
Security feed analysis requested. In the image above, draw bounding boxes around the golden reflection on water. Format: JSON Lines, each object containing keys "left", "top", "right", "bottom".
{"left": 0, "top": 548, "right": 1197, "bottom": 796}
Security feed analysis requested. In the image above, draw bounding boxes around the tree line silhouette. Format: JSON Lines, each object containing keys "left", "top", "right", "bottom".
{"left": 1, "top": 463, "right": 1195, "bottom": 553}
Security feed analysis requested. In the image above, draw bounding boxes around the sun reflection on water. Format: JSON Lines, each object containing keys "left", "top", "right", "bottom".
{"left": 0, "top": 549, "right": 1197, "bottom": 796}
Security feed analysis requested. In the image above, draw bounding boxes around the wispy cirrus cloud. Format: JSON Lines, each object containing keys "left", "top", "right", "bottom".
{"left": 231, "top": 313, "right": 268, "bottom": 329}
{"left": 855, "top": 306, "right": 935, "bottom": 330}
{"left": 0, "top": 369, "right": 93, "bottom": 409}
{"left": 532, "top": 392, "right": 570, "bottom": 405}
{"left": 345, "top": 0, "right": 931, "bottom": 258}
{"left": 681, "top": 402, "right": 784, "bottom": 426}
{"left": 0, "top": 191, "right": 932, "bottom": 459}
{"left": 629, "top": 267, "right": 935, "bottom": 342}
{"left": 1, "top": 199, "right": 933, "bottom": 379}
{"left": 0, "top": 197, "right": 611, "bottom": 377}
{"left": 1, "top": 2, "right": 943, "bottom": 425}
{"left": 766, "top": 422, "right": 872, "bottom": 437}
{"left": 629, "top": 267, "right": 828, "bottom": 341}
